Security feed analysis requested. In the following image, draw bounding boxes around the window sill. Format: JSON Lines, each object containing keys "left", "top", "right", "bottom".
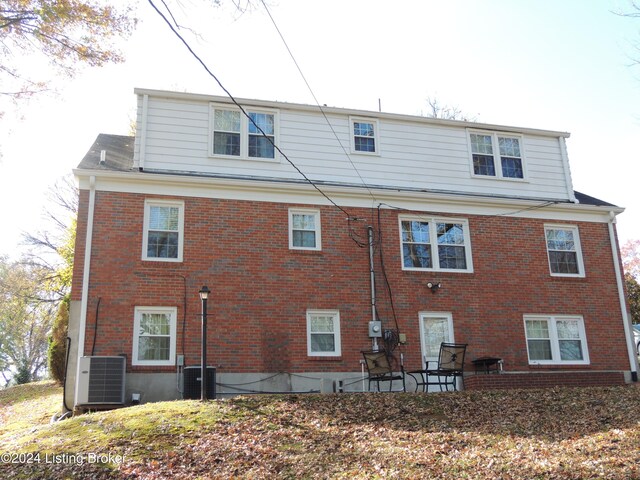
{"left": 289, "top": 249, "right": 323, "bottom": 255}
{"left": 209, "top": 154, "right": 281, "bottom": 164}
{"left": 471, "top": 174, "right": 528, "bottom": 183}
{"left": 527, "top": 363, "right": 591, "bottom": 369}
{"left": 401, "top": 267, "right": 474, "bottom": 274}
{"left": 549, "top": 273, "right": 586, "bottom": 279}
{"left": 308, "top": 356, "right": 343, "bottom": 362}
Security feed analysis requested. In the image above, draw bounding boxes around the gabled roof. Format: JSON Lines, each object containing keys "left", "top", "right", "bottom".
{"left": 78, "top": 133, "right": 134, "bottom": 171}
{"left": 76, "top": 134, "right": 618, "bottom": 209}
{"left": 573, "top": 191, "right": 617, "bottom": 207}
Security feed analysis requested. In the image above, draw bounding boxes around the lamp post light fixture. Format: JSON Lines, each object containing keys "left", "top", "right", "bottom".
{"left": 199, "top": 285, "right": 211, "bottom": 401}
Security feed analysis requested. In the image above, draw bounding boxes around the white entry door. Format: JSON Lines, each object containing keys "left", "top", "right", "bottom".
{"left": 418, "top": 312, "right": 454, "bottom": 369}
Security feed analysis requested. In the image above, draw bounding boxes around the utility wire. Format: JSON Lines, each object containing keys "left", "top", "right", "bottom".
{"left": 148, "top": 0, "right": 353, "bottom": 219}
{"left": 259, "top": 0, "right": 379, "bottom": 209}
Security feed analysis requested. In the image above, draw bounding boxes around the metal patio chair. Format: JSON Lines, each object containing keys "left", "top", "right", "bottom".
{"left": 361, "top": 349, "right": 406, "bottom": 392}
{"left": 406, "top": 342, "right": 468, "bottom": 392}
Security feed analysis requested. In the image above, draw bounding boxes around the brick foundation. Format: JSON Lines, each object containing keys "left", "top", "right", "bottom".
{"left": 464, "top": 371, "right": 627, "bottom": 390}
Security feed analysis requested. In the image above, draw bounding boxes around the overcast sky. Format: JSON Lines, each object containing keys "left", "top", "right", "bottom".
{"left": 1, "top": 0, "right": 639, "bottom": 258}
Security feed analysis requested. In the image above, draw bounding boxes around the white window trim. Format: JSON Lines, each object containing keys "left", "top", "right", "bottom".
{"left": 349, "top": 116, "right": 380, "bottom": 155}
{"left": 398, "top": 215, "right": 474, "bottom": 273}
{"left": 524, "top": 314, "right": 590, "bottom": 365}
{"left": 209, "top": 103, "right": 280, "bottom": 162}
{"left": 142, "top": 199, "right": 185, "bottom": 263}
{"left": 306, "top": 309, "right": 341, "bottom": 357}
{"left": 544, "top": 224, "right": 585, "bottom": 278}
{"left": 132, "top": 306, "right": 177, "bottom": 366}
{"left": 288, "top": 208, "right": 322, "bottom": 251}
{"left": 467, "top": 129, "right": 527, "bottom": 181}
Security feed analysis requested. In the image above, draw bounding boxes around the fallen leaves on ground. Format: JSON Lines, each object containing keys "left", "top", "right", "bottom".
{"left": 2, "top": 386, "right": 640, "bottom": 479}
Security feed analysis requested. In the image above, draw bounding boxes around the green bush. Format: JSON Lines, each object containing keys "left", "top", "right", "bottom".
{"left": 47, "top": 296, "right": 69, "bottom": 385}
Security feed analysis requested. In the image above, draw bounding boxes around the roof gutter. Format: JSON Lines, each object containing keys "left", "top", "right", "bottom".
{"left": 608, "top": 211, "right": 638, "bottom": 381}
{"left": 74, "top": 175, "right": 97, "bottom": 405}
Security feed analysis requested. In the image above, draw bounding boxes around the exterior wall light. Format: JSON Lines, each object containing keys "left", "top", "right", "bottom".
{"left": 427, "top": 282, "right": 442, "bottom": 293}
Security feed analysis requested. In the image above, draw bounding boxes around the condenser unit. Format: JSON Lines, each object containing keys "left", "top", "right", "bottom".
{"left": 77, "top": 356, "right": 126, "bottom": 406}
{"left": 183, "top": 366, "right": 216, "bottom": 399}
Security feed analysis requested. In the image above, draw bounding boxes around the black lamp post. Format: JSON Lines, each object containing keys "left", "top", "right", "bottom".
{"left": 199, "top": 285, "right": 211, "bottom": 401}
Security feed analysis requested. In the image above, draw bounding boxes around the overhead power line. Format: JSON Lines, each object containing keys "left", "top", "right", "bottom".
{"left": 147, "top": 0, "right": 353, "bottom": 219}
{"left": 259, "top": 0, "right": 378, "bottom": 207}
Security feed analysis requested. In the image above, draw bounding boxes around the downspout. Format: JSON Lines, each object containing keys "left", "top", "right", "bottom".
{"left": 368, "top": 226, "right": 378, "bottom": 351}
{"left": 608, "top": 211, "right": 638, "bottom": 381}
{"left": 74, "top": 175, "right": 97, "bottom": 404}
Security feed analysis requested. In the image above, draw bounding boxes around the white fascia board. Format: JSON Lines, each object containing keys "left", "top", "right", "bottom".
{"left": 133, "top": 87, "right": 570, "bottom": 139}
{"left": 74, "top": 168, "right": 622, "bottom": 224}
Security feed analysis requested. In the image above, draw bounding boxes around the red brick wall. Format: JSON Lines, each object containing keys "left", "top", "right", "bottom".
{"left": 71, "top": 190, "right": 631, "bottom": 378}
{"left": 465, "top": 372, "right": 626, "bottom": 390}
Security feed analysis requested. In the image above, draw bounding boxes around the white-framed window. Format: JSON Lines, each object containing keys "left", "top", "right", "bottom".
{"left": 306, "top": 310, "right": 341, "bottom": 357}
{"left": 350, "top": 117, "right": 379, "bottom": 154}
{"left": 210, "top": 104, "right": 278, "bottom": 160}
{"left": 524, "top": 315, "right": 589, "bottom": 365}
{"left": 142, "top": 199, "right": 185, "bottom": 262}
{"left": 289, "top": 208, "right": 321, "bottom": 251}
{"left": 468, "top": 130, "right": 526, "bottom": 180}
{"left": 132, "top": 307, "right": 177, "bottom": 366}
{"left": 544, "top": 225, "right": 585, "bottom": 277}
{"left": 399, "top": 216, "right": 473, "bottom": 272}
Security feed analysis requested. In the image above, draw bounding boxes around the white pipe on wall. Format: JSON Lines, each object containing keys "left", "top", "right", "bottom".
{"left": 608, "top": 211, "right": 638, "bottom": 381}
{"left": 74, "top": 175, "right": 97, "bottom": 405}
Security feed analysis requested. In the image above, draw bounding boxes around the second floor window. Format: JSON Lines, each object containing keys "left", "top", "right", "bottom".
{"left": 289, "top": 208, "right": 321, "bottom": 250}
{"left": 545, "top": 225, "right": 584, "bottom": 277}
{"left": 399, "top": 216, "right": 473, "bottom": 272}
{"left": 142, "top": 199, "right": 184, "bottom": 262}
{"left": 469, "top": 131, "right": 525, "bottom": 179}
{"left": 211, "top": 104, "right": 278, "bottom": 160}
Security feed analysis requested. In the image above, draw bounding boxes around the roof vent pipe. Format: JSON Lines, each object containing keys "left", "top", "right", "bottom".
{"left": 99, "top": 150, "right": 106, "bottom": 165}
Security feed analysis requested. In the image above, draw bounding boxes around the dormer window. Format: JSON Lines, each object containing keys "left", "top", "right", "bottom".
{"left": 350, "top": 117, "right": 379, "bottom": 154}
{"left": 210, "top": 104, "right": 278, "bottom": 160}
{"left": 468, "top": 130, "right": 525, "bottom": 180}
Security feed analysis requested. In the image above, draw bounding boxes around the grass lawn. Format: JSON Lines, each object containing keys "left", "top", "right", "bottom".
{"left": 1, "top": 381, "right": 640, "bottom": 479}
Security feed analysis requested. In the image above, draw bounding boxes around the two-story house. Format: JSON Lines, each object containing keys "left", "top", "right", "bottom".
{"left": 66, "top": 88, "right": 637, "bottom": 409}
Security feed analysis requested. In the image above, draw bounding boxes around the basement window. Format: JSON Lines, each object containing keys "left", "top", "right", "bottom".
{"left": 307, "top": 310, "right": 341, "bottom": 357}
{"left": 524, "top": 315, "right": 589, "bottom": 365}
{"left": 132, "top": 307, "right": 177, "bottom": 366}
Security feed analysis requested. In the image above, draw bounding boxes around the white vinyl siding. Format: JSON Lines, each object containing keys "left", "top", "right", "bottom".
{"left": 306, "top": 310, "right": 341, "bottom": 357}
{"left": 137, "top": 92, "right": 573, "bottom": 202}
{"left": 289, "top": 208, "right": 321, "bottom": 250}
{"left": 544, "top": 225, "right": 585, "bottom": 277}
{"left": 142, "top": 199, "right": 184, "bottom": 262}
{"left": 209, "top": 103, "right": 278, "bottom": 161}
{"left": 524, "top": 315, "right": 589, "bottom": 365}
{"left": 399, "top": 216, "right": 473, "bottom": 272}
{"left": 132, "top": 307, "right": 177, "bottom": 366}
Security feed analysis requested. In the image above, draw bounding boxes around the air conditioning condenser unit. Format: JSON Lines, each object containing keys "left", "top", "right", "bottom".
{"left": 77, "top": 356, "right": 126, "bottom": 406}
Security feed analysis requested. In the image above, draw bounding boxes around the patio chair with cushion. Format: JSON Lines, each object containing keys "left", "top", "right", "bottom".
{"left": 406, "top": 342, "right": 468, "bottom": 392}
{"left": 361, "top": 349, "right": 406, "bottom": 392}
